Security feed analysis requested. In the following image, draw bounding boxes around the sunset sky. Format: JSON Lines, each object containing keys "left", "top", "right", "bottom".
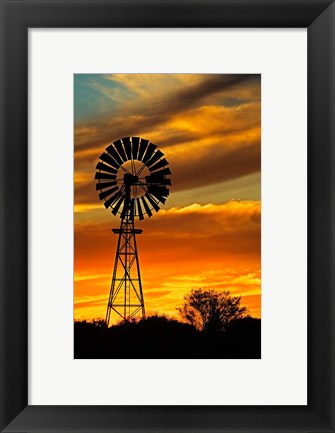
{"left": 74, "top": 74, "right": 261, "bottom": 323}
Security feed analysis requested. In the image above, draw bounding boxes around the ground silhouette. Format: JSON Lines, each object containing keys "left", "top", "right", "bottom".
{"left": 74, "top": 314, "right": 261, "bottom": 359}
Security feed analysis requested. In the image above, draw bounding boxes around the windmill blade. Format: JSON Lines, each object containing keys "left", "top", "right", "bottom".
{"left": 145, "top": 168, "right": 172, "bottom": 185}
{"left": 148, "top": 185, "right": 170, "bottom": 197}
{"left": 149, "top": 167, "right": 171, "bottom": 178}
{"left": 146, "top": 150, "right": 164, "bottom": 168}
{"left": 99, "top": 186, "right": 119, "bottom": 200}
{"left": 142, "top": 142, "right": 157, "bottom": 164}
{"left": 136, "top": 198, "right": 144, "bottom": 220}
{"left": 148, "top": 185, "right": 169, "bottom": 198}
{"left": 104, "top": 191, "right": 121, "bottom": 209}
{"left": 99, "top": 152, "right": 120, "bottom": 170}
{"left": 106, "top": 144, "right": 123, "bottom": 166}
{"left": 163, "top": 178, "right": 172, "bottom": 186}
{"left": 138, "top": 138, "right": 149, "bottom": 161}
{"left": 149, "top": 192, "right": 166, "bottom": 204}
{"left": 111, "top": 195, "right": 124, "bottom": 214}
{"left": 157, "top": 196, "right": 166, "bottom": 204}
{"left": 96, "top": 181, "right": 117, "bottom": 191}
{"left": 145, "top": 193, "right": 160, "bottom": 212}
{"left": 132, "top": 137, "right": 140, "bottom": 160}
{"left": 96, "top": 162, "right": 118, "bottom": 175}
{"left": 122, "top": 137, "right": 132, "bottom": 160}
{"left": 113, "top": 139, "right": 127, "bottom": 162}
{"left": 149, "top": 158, "right": 169, "bottom": 173}
{"left": 95, "top": 172, "right": 117, "bottom": 181}
{"left": 145, "top": 174, "right": 171, "bottom": 186}
{"left": 141, "top": 196, "right": 153, "bottom": 218}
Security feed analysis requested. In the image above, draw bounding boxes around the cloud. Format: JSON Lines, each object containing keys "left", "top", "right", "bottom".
{"left": 168, "top": 135, "right": 260, "bottom": 192}
{"left": 103, "top": 74, "right": 204, "bottom": 101}
{"left": 160, "top": 74, "right": 259, "bottom": 117}
{"left": 137, "top": 201, "right": 261, "bottom": 263}
{"left": 74, "top": 74, "right": 260, "bottom": 152}
{"left": 74, "top": 200, "right": 261, "bottom": 274}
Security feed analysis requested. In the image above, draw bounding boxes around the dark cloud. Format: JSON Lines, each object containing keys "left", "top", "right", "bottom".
{"left": 170, "top": 140, "right": 261, "bottom": 192}
{"left": 167, "top": 74, "right": 259, "bottom": 114}
{"left": 75, "top": 74, "right": 260, "bottom": 152}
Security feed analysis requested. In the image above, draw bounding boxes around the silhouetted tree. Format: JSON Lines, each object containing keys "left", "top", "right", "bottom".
{"left": 176, "top": 288, "right": 248, "bottom": 332}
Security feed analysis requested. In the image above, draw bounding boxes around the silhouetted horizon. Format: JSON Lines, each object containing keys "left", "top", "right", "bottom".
{"left": 74, "top": 314, "right": 261, "bottom": 359}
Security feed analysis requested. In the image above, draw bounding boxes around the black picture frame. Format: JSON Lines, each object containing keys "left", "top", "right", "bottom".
{"left": 1, "top": 0, "right": 334, "bottom": 432}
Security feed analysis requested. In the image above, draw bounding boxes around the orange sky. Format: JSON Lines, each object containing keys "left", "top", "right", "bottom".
{"left": 74, "top": 74, "right": 261, "bottom": 323}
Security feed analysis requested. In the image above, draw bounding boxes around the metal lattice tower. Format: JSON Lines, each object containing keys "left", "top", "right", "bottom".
{"left": 106, "top": 193, "right": 145, "bottom": 323}
{"left": 95, "top": 137, "right": 171, "bottom": 326}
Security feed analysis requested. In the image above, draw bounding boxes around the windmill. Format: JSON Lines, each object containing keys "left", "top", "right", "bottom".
{"left": 95, "top": 137, "right": 172, "bottom": 326}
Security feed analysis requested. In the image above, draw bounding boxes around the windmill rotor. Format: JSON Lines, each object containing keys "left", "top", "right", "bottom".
{"left": 95, "top": 137, "right": 171, "bottom": 220}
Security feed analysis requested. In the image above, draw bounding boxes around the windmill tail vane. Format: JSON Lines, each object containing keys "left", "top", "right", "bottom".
{"left": 95, "top": 136, "right": 172, "bottom": 325}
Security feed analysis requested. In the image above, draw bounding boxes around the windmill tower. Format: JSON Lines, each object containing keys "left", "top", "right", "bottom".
{"left": 95, "top": 137, "right": 172, "bottom": 325}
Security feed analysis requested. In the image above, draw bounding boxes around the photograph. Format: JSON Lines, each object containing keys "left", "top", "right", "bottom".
{"left": 74, "top": 73, "right": 261, "bottom": 358}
